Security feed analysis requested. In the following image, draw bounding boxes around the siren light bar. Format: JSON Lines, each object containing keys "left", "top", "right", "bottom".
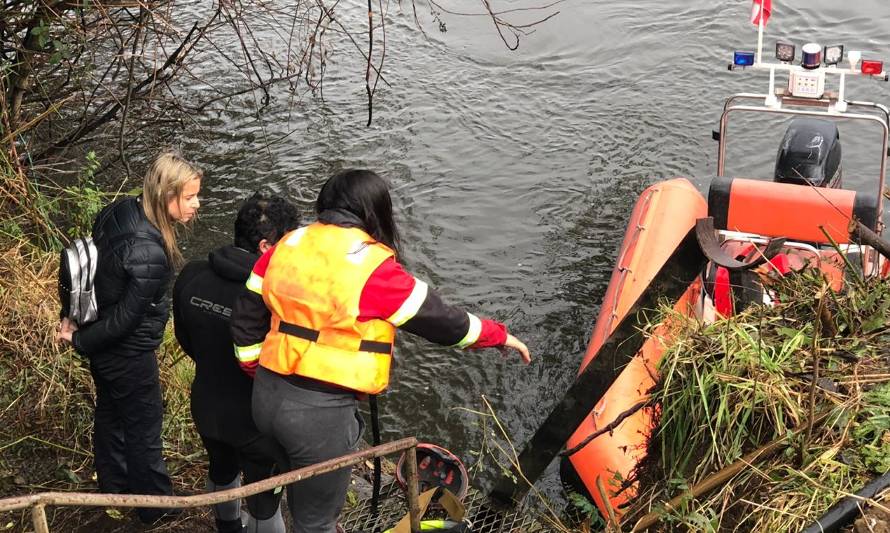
{"left": 728, "top": 4, "right": 888, "bottom": 112}
{"left": 730, "top": 42, "right": 887, "bottom": 78}
{"left": 735, "top": 2, "right": 887, "bottom": 78}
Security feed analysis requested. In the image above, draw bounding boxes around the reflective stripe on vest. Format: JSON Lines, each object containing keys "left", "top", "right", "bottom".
{"left": 259, "top": 222, "right": 396, "bottom": 394}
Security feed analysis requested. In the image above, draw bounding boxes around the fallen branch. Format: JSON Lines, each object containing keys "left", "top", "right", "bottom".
{"left": 559, "top": 400, "right": 649, "bottom": 458}
{"left": 849, "top": 219, "right": 890, "bottom": 262}
{"left": 801, "top": 289, "right": 831, "bottom": 465}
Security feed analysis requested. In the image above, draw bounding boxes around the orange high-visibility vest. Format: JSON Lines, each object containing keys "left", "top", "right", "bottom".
{"left": 259, "top": 222, "right": 396, "bottom": 393}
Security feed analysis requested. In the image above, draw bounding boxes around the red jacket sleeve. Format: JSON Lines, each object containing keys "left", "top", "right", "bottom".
{"left": 358, "top": 258, "right": 507, "bottom": 348}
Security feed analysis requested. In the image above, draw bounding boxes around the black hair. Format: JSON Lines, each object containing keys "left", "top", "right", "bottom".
{"left": 316, "top": 169, "right": 401, "bottom": 257}
{"left": 234, "top": 192, "right": 301, "bottom": 252}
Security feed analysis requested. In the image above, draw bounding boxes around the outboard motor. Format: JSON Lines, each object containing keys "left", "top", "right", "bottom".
{"left": 774, "top": 118, "right": 842, "bottom": 188}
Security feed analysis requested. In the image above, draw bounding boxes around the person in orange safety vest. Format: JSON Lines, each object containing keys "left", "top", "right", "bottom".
{"left": 230, "top": 169, "right": 531, "bottom": 533}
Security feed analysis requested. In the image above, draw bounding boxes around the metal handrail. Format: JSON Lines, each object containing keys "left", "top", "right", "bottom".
{"left": 722, "top": 93, "right": 890, "bottom": 121}
{"left": 0, "top": 437, "right": 422, "bottom": 533}
{"left": 717, "top": 103, "right": 890, "bottom": 211}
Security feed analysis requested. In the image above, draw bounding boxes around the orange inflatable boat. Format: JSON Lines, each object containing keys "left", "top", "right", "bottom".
{"left": 562, "top": 170, "right": 885, "bottom": 519}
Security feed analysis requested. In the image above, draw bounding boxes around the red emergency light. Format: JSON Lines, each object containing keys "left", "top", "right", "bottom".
{"left": 861, "top": 59, "right": 884, "bottom": 75}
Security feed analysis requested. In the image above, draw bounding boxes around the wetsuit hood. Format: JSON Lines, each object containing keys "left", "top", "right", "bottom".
{"left": 208, "top": 245, "right": 258, "bottom": 282}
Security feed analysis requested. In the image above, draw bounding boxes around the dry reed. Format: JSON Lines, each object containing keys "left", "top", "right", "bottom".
{"left": 0, "top": 238, "right": 210, "bottom": 531}
{"left": 627, "top": 268, "right": 890, "bottom": 532}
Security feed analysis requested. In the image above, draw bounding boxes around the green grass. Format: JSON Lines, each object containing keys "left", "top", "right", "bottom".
{"left": 630, "top": 268, "right": 890, "bottom": 531}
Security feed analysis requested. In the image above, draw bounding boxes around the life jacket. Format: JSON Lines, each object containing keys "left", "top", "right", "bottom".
{"left": 259, "top": 222, "right": 396, "bottom": 393}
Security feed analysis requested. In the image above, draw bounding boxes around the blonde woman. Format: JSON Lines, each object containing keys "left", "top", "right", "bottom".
{"left": 57, "top": 151, "right": 201, "bottom": 524}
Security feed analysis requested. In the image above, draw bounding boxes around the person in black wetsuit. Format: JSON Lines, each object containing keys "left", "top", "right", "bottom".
{"left": 173, "top": 192, "right": 300, "bottom": 533}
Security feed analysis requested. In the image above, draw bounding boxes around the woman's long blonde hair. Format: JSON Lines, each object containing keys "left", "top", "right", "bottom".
{"left": 141, "top": 151, "right": 202, "bottom": 266}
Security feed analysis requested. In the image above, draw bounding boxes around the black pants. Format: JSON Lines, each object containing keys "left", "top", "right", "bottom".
{"left": 252, "top": 368, "right": 364, "bottom": 533}
{"left": 202, "top": 432, "right": 286, "bottom": 519}
{"left": 89, "top": 350, "right": 173, "bottom": 523}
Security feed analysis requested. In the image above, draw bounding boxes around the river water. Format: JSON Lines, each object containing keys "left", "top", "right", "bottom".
{"left": 176, "top": 0, "right": 890, "bottom": 502}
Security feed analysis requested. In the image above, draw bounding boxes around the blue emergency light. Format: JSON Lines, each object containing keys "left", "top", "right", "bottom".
{"left": 733, "top": 51, "right": 756, "bottom": 67}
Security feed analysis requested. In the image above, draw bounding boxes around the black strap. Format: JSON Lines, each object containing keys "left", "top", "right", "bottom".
{"left": 278, "top": 321, "right": 393, "bottom": 354}
{"left": 695, "top": 217, "right": 787, "bottom": 271}
{"left": 730, "top": 268, "right": 766, "bottom": 311}
{"left": 278, "top": 321, "right": 320, "bottom": 342}
{"left": 369, "top": 394, "right": 382, "bottom": 516}
{"left": 360, "top": 339, "right": 394, "bottom": 354}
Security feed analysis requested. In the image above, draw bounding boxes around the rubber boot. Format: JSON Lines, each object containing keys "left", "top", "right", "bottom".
{"left": 215, "top": 517, "right": 244, "bottom": 533}
{"left": 208, "top": 476, "right": 243, "bottom": 533}
{"left": 245, "top": 508, "right": 285, "bottom": 533}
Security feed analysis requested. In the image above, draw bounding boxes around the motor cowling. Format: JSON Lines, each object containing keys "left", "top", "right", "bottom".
{"left": 774, "top": 118, "right": 842, "bottom": 188}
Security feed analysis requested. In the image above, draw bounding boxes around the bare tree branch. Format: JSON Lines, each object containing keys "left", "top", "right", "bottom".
{"left": 365, "top": 0, "right": 373, "bottom": 126}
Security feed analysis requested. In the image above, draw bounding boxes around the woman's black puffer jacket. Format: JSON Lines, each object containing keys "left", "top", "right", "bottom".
{"left": 72, "top": 197, "right": 172, "bottom": 358}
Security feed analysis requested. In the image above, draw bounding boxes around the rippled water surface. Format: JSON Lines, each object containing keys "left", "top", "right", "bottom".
{"left": 177, "top": 0, "right": 890, "bottom": 497}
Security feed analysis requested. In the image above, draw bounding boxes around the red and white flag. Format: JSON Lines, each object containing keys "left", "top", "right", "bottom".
{"left": 751, "top": 0, "right": 772, "bottom": 26}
